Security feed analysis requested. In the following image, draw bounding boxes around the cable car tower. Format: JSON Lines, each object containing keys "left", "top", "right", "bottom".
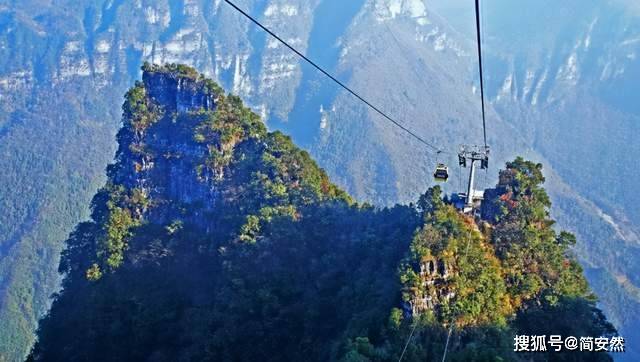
{"left": 456, "top": 145, "right": 489, "bottom": 212}
{"left": 453, "top": 0, "right": 490, "bottom": 213}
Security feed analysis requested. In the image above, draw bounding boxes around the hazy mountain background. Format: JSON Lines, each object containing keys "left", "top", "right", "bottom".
{"left": 0, "top": 0, "right": 638, "bottom": 360}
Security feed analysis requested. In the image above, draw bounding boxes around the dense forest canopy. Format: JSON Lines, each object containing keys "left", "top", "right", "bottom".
{"left": 29, "top": 65, "right": 616, "bottom": 361}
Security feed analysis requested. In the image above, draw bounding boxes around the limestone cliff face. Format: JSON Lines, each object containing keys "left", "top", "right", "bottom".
{"left": 404, "top": 257, "right": 453, "bottom": 316}
{"left": 142, "top": 69, "right": 216, "bottom": 113}
{"left": 108, "top": 65, "right": 223, "bottom": 226}
{"left": 96, "top": 64, "right": 349, "bottom": 254}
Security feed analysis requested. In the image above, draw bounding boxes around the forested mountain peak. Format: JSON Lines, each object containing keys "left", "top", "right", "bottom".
{"left": 2, "top": 2, "right": 639, "bottom": 360}
{"left": 29, "top": 66, "right": 615, "bottom": 361}
{"left": 73, "top": 63, "right": 352, "bottom": 280}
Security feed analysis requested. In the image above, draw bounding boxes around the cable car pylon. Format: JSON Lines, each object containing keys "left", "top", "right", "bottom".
{"left": 453, "top": 0, "right": 490, "bottom": 213}
{"left": 455, "top": 145, "right": 490, "bottom": 212}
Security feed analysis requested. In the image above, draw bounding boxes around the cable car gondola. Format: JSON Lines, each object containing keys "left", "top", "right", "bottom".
{"left": 433, "top": 163, "right": 449, "bottom": 182}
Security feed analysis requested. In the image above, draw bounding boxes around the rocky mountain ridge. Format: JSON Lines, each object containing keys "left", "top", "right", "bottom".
{"left": 29, "top": 65, "right": 615, "bottom": 362}
{"left": 1, "top": 1, "right": 639, "bottom": 360}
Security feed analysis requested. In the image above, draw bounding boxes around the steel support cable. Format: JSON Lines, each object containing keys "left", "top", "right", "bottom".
{"left": 441, "top": 325, "right": 454, "bottom": 362}
{"left": 223, "top": 0, "right": 443, "bottom": 153}
{"left": 475, "top": 0, "right": 488, "bottom": 149}
{"left": 398, "top": 319, "right": 419, "bottom": 362}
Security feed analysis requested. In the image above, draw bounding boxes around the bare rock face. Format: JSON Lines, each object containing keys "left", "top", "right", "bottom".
{"left": 110, "top": 66, "right": 223, "bottom": 226}
{"left": 404, "top": 257, "right": 454, "bottom": 316}
{"left": 143, "top": 68, "right": 216, "bottom": 113}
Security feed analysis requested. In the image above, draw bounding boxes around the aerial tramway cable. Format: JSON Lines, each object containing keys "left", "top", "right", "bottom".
{"left": 475, "top": 0, "right": 488, "bottom": 148}
{"left": 223, "top": 0, "right": 444, "bottom": 154}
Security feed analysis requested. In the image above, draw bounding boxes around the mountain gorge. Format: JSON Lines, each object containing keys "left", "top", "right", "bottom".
{"left": 0, "top": 0, "right": 639, "bottom": 360}
{"left": 29, "top": 65, "right": 615, "bottom": 361}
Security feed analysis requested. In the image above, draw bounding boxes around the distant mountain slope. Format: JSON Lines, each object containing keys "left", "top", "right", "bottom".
{"left": 29, "top": 65, "right": 615, "bottom": 362}
{"left": 0, "top": 1, "right": 638, "bottom": 360}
